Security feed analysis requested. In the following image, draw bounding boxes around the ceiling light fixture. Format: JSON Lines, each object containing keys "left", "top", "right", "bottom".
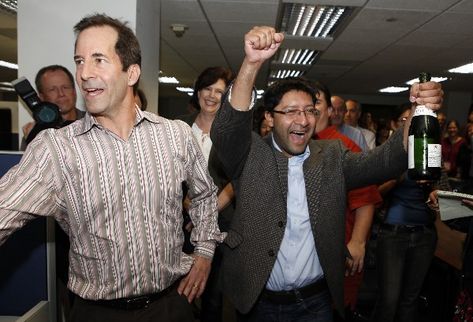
{"left": 379, "top": 86, "right": 409, "bottom": 93}
{"left": 0, "top": 86, "right": 15, "bottom": 92}
{"left": 281, "top": 3, "right": 349, "bottom": 38}
{"left": 448, "top": 62, "right": 473, "bottom": 74}
{"left": 176, "top": 87, "right": 193, "bottom": 93}
{"left": 280, "top": 48, "right": 318, "bottom": 65}
{"left": 0, "top": 0, "right": 17, "bottom": 14}
{"left": 270, "top": 69, "right": 304, "bottom": 79}
{"left": 159, "top": 76, "right": 179, "bottom": 84}
{"left": 0, "top": 60, "right": 18, "bottom": 70}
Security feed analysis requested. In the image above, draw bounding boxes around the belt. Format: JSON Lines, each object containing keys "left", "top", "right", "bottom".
{"left": 79, "top": 281, "right": 178, "bottom": 311}
{"left": 261, "top": 278, "right": 328, "bottom": 305}
{"left": 381, "top": 223, "right": 433, "bottom": 233}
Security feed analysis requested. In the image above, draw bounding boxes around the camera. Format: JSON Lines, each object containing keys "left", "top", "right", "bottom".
{"left": 12, "top": 77, "right": 63, "bottom": 144}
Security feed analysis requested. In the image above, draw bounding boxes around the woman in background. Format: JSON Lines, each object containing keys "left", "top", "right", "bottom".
{"left": 178, "top": 66, "right": 234, "bottom": 322}
{"left": 442, "top": 120, "right": 468, "bottom": 178}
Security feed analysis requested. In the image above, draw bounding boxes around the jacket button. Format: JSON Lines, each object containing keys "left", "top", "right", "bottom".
{"left": 268, "top": 249, "right": 275, "bottom": 257}
{"left": 278, "top": 221, "right": 284, "bottom": 228}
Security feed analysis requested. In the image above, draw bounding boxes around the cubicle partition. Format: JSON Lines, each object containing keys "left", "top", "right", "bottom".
{"left": 0, "top": 151, "right": 54, "bottom": 322}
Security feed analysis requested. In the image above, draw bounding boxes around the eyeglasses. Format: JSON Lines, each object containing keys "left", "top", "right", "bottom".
{"left": 272, "top": 107, "right": 320, "bottom": 118}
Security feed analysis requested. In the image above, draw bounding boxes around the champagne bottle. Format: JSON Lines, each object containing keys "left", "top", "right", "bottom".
{"left": 408, "top": 72, "right": 441, "bottom": 180}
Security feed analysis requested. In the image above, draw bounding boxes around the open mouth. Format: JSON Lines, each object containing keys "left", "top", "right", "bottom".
{"left": 290, "top": 130, "right": 306, "bottom": 143}
{"left": 84, "top": 88, "right": 104, "bottom": 97}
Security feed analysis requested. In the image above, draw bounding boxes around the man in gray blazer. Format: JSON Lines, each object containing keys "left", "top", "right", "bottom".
{"left": 210, "top": 26, "right": 443, "bottom": 322}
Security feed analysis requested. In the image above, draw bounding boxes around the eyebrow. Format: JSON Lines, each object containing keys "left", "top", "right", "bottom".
{"left": 91, "top": 52, "right": 107, "bottom": 58}
{"left": 73, "top": 52, "right": 107, "bottom": 60}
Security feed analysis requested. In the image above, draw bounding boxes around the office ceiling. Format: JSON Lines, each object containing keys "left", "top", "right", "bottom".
{"left": 1, "top": 0, "right": 472, "bottom": 101}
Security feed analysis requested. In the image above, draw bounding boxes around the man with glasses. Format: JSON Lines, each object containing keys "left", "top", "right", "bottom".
{"left": 210, "top": 26, "right": 443, "bottom": 322}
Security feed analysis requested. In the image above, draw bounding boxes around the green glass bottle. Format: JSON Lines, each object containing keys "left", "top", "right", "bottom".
{"left": 407, "top": 72, "right": 441, "bottom": 180}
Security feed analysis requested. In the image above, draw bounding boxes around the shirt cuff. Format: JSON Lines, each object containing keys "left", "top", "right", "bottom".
{"left": 194, "top": 240, "right": 217, "bottom": 260}
{"left": 227, "top": 83, "right": 257, "bottom": 111}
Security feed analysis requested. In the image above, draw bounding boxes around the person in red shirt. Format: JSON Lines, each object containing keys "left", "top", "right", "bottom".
{"left": 312, "top": 80, "right": 382, "bottom": 320}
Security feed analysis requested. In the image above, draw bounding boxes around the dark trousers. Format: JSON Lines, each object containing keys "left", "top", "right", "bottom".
{"left": 70, "top": 288, "right": 193, "bottom": 322}
{"left": 237, "top": 289, "right": 333, "bottom": 322}
{"left": 201, "top": 244, "right": 225, "bottom": 322}
{"left": 372, "top": 225, "right": 437, "bottom": 322}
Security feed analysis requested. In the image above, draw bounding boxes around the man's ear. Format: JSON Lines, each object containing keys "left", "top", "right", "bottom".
{"left": 327, "top": 106, "right": 333, "bottom": 117}
{"left": 127, "top": 64, "right": 141, "bottom": 87}
{"left": 264, "top": 111, "right": 274, "bottom": 127}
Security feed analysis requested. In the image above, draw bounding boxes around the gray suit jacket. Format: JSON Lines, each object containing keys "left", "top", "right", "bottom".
{"left": 210, "top": 99, "right": 407, "bottom": 315}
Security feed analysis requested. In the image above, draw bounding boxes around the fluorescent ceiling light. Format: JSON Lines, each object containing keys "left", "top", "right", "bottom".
{"left": 405, "top": 77, "right": 448, "bottom": 85}
{"left": 176, "top": 87, "right": 193, "bottom": 93}
{"left": 159, "top": 76, "right": 179, "bottom": 84}
{"left": 281, "top": 3, "right": 349, "bottom": 38}
{"left": 379, "top": 86, "right": 409, "bottom": 93}
{"left": 270, "top": 69, "right": 304, "bottom": 79}
{"left": 0, "top": 0, "right": 17, "bottom": 13}
{"left": 0, "top": 86, "right": 15, "bottom": 92}
{"left": 280, "top": 49, "right": 318, "bottom": 65}
{"left": 0, "top": 81, "right": 12, "bottom": 86}
{"left": 448, "top": 62, "right": 473, "bottom": 74}
{"left": 0, "top": 60, "right": 18, "bottom": 70}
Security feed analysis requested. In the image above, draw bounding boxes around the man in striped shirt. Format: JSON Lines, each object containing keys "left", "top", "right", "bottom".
{"left": 0, "top": 14, "right": 223, "bottom": 322}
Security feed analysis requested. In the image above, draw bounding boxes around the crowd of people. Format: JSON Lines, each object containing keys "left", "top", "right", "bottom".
{"left": 1, "top": 12, "right": 470, "bottom": 322}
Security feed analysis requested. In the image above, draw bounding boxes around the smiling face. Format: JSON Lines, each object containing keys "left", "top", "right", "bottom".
{"left": 265, "top": 90, "right": 317, "bottom": 157}
{"left": 197, "top": 78, "right": 226, "bottom": 115}
{"left": 74, "top": 25, "right": 139, "bottom": 117}
{"left": 38, "top": 69, "right": 77, "bottom": 117}
{"left": 447, "top": 121, "right": 459, "bottom": 139}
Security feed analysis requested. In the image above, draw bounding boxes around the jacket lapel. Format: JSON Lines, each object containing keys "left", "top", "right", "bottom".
{"left": 303, "top": 141, "right": 323, "bottom": 228}
{"left": 264, "top": 135, "right": 288, "bottom": 201}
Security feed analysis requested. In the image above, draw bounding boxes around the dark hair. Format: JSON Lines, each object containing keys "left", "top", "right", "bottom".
{"left": 447, "top": 119, "right": 460, "bottom": 129}
{"left": 312, "top": 80, "right": 331, "bottom": 106}
{"left": 346, "top": 99, "right": 361, "bottom": 112}
{"left": 189, "top": 67, "right": 233, "bottom": 110}
{"left": 263, "top": 78, "right": 318, "bottom": 113}
{"left": 393, "top": 102, "right": 412, "bottom": 120}
{"left": 35, "top": 65, "right": 74, "bottom": 94}
{"left": 74, "top": 14, "right": 141, "bottom": 91}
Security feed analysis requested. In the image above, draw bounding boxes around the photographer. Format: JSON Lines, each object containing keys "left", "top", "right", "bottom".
{"left": 21, "top": 65, "right": 84, "bottom": 149}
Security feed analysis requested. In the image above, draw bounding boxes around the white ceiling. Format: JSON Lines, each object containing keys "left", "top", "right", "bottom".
{"left": 0, "top": 0, "right": 472, "bottom": 100}
{"left": 159, "top": 0, "right": 473, "bottom": 98}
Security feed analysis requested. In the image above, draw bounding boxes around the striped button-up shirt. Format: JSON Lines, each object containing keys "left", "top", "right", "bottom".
{"left": 0, "top": 109, "right": 224, "bottom": 300}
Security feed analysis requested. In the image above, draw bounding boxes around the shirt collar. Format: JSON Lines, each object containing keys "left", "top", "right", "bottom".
{"left": 73, "top": 106, "right": 161, "bottom": 136}
{"left": 271, "top": 133, "right": 310, "bottom": 164}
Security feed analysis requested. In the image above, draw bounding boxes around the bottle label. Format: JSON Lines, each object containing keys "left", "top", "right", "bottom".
{"left": 408, "top": 135, "right": 441, "bottom": 169}
{"left": 408, "top": 135, "right": 415, "bottom": 169}
{"left": 427, "top": 144, "right": 442, "bottom": 167}
{"left": 413, "top": 105, "right": 437, "bottom": 117}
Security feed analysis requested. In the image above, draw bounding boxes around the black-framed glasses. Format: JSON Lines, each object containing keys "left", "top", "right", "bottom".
{"left": 272, "top": 107, "right": 320, "bottom": 118}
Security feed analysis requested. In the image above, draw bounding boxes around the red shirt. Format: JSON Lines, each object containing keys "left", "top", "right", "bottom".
{"left": 315, "top": 126, "right": 382, "bottom": 308}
